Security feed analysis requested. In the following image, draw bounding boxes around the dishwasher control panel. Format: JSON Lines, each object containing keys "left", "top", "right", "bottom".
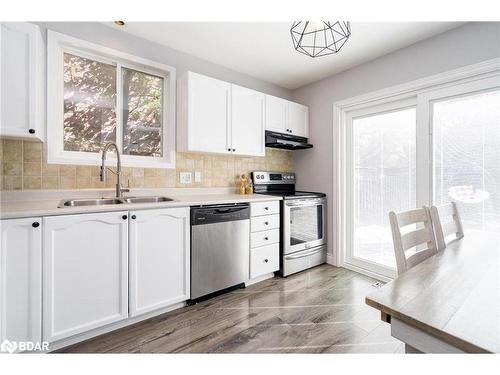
{"left": 191, "top": 203, "right": 250, "bottom": 225}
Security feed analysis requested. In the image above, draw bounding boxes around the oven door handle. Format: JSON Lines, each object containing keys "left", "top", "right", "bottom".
{"left": 285, "top": 199, "right": 325, "bottom": 207}
{"left": 285, "top": 248, "right": 324, "bottom": 260}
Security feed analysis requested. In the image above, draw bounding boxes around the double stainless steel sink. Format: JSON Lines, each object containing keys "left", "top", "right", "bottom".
{"left": 58, "top": 196, "right": 174, "bottom": 208}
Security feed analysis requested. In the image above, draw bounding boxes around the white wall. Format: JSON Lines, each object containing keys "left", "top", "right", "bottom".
{"left": 291, "top": 22, "right": 500, "bottom": 261}
{"left": 36, "top": 22, "right": 292, "bottom": 99}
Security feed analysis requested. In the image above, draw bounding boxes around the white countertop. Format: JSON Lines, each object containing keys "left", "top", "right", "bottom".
{"left": 0, "top": 189, "right": 281, "bottom": 219}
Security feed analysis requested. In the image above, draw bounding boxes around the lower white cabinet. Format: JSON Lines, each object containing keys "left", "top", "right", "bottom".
{"left": 250, "top": 244, "right": 280, "bottom": 279}
{"left": 0, "top": 217, "right": 42, "bottom": 350}
{"left": 129, "top": 207, "right": 190, "bottom": 317}
{"left": 249, "top": 202, "right": 280, "bottom": 279}
{"left": 42, "top": 212, "right": 129, "bottom": 343}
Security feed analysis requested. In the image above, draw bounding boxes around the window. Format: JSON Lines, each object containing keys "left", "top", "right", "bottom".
{"left": 48, "top": 30, "right": 176, "bottom": 168}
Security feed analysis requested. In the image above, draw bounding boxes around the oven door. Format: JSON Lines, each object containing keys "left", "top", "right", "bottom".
{"left": 283, "top": 197, "right": 326, "bottom": 255}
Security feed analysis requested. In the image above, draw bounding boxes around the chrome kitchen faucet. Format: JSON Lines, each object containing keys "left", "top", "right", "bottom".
{"left": 100, "top": 142, "right": 130, "bottom": 199}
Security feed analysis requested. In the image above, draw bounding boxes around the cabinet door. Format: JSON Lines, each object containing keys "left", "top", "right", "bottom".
{"left": 265, "top": 95, "right": 287, "bottom": 134}
{"left": 129, "top": 207, "right": 190, "bottom": 317}
{"left": 0, "top": 218, "right": 42, "bottom": 350}
{"left": 43, "top": 212, "right": 128, "bottom": 343}
{"left": 231, "top": 85, "right": 265, "bottom": 156}
{"left": 0, "top": 22, "right": 44, "bottom": 140}
{"left": 287, "top": 102, "right": 309, "bottom": 138}
{"left": 188, "top": 73, "right": 230, "bottom": 154}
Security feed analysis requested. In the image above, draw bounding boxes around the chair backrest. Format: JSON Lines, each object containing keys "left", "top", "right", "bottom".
{"left": 430, "top": 202, "right": 464, "bottom": 251}
{"left": 389, "top": 207, "right": 438, "bottom": 275}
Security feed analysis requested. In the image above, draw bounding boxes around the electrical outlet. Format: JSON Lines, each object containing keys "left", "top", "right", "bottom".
{"left": 194, "top": 171, "right": 202, "bottom": 183}
{"left": 179, "top": 172, "right": 192, "bottom": 184}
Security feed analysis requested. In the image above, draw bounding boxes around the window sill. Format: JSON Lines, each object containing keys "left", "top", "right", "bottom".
{"left": 47, "top": 151, "right": 176, "bottom": 169}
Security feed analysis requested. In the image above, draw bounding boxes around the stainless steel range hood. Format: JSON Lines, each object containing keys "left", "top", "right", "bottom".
{"left": 265, "top": 131, "right": 313, "bottom": 150}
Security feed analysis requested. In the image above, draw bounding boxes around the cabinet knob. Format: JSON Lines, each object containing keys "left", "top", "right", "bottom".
{"left": 264, "top": 259, "right": 269, "bottom": 263}
{"left": 264, "top": 236, "right": 269, "bottom": 241}
{"left": 28, "top": 128, "right": 35, "bottom": 134}
{"left": 131, "top": 215, "right": 136, "bottom": 220}
{"left": 32, "top": 222, "right": 40, "bottom": 228}
{"left": 227, "top": 148, "right": 231, "bottom": 152}
{"left": 264, "top": 207, "right": 269, "bottom": 210}
{"left": 122, "top": 215, "right": 128, "bottom": 220}
{"left": 232, "top": 148, "right": 236, "bottom": 152}
{"left": 264, "top": 221, "right": 269, "bottom": 225}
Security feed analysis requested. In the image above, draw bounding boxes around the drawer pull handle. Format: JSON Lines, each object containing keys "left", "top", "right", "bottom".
{"left": 32, "top": 222, "right": 40, "bottom": 228}
{"left": 264, "top": 207, "right": 269, "bottom": 210}
{"left": 264, "top": 221, "right": 269, "bottom": 225}
{"left": 264, "top": 236, "right": 269, "bottom": 240}
{"left": 264, "top": 259, "right": 269, "bottom": 263}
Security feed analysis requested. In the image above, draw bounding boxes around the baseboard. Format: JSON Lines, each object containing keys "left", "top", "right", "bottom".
{"left": 245, "top": 272, "right": 275, "bottom": 286}
{"left": 326, "top": 252, "right": 336, "bottom": 266}
{"left": 48, "top": 301, "right": 186, "bottom": 352}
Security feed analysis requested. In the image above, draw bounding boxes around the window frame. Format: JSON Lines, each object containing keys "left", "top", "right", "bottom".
{"left": 47, "top": 30, "right": 176, "bottom": 168}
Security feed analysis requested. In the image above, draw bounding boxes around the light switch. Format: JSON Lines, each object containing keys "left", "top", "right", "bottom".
{"left": 194, "top": 171, "right": 202, "bottom": 183}
{"left": 179, "top": 172, "right": 192, "bottom": 184}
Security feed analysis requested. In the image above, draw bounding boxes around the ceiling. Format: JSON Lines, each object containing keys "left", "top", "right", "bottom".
{"left": 110, "top": 22, "right": 465, "bottom": 90}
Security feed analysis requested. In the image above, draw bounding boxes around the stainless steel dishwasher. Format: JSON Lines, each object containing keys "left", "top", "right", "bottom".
{"left": 190, "top": 203, "right": 250, "bottom": 302}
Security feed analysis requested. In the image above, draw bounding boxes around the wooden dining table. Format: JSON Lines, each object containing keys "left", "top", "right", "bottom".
{"left": 366, "top": 231, "right": 500, "bottom": 353}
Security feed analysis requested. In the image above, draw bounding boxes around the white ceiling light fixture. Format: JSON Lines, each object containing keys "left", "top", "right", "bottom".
{"left": 291, "top": 21, "right": 351, "bottom": 58}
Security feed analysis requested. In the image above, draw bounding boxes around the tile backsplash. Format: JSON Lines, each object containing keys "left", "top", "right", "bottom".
{"left": 0, "top": 139, "right": 294, "bottom": 191}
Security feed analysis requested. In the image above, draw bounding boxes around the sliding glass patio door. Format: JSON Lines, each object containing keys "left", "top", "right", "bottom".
{"left": 425, "top": 79, "right": 500, "bottom": 234}
{"left": 343, "top": 75, "right": 500, "bottom": 279}
{"left": 345, "top": 99, "right": 417, "bottom": 277}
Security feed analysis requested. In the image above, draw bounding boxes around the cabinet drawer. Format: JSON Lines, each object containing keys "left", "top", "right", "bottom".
{"left": 251, "top": 214, "right": 280, "bottom": 232}
{"left": 251, "top": 201, "right": 279, "bottom": 217}
{"left": 251, "top": 228, "right": 279, "bottom": 248}
{"left": 250, "top": 243, "right": 279, "bottom": 279}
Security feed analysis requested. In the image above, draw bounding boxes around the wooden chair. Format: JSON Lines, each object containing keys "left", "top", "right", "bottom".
{"left": 389, "top": 207, "right": 438, "bottom": 275}
{"left": 430, "top": 202, "right": 464, "bottom": 251}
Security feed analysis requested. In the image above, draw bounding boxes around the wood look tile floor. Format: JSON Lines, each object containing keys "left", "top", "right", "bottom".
{"left": 61, "top": 265, "right": 404, "bottom": 353}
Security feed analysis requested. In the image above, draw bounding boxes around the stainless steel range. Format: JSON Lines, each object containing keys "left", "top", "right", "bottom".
{"left": 251, "top": 171, "right": 327, "bottom": 276}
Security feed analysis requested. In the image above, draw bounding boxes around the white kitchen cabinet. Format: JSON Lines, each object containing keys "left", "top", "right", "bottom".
{"left": 287, "top": 101, "right": 309, "bottom": 138}
{"left": 249, "top": 202, "right": 280, "bottom": 279}
{"left": 231, "top": 85, "right": 265, "bottom": 156}
{"left": 0, "top": 22, "right": 44, "bottom": 141}
{"left": 0, "top": 217, "right": 42, "bottom": 351}
{"left": 177, "top": 72, "right": 231, "bottom": 154}
{"left": 43, "top": 212, "right": 129, "bottom": 343}
{"left": 265, "top": 95, "right": 309, "bottom": 138}
{"left": 265, "top": 95, "right": 288, "bottom": 134}
{"left": 178, "top": 71, "right": 266, "bottom": 156}
{"left": 129, "top": 207, "right": 190, "bottom": 317}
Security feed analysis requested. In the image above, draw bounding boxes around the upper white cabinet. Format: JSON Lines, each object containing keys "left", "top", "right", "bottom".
{"left": 231, "top": 85, "right": 265, "bottom": 156}
{"left": 0, "top": 217, "right": 42, "bottom": 351}
{"left": 265, "top": 95, "right": 288, "bottom": 134}
{"left": 129, "top": 207, "right": 190, "bottom": 317}
{"left": 43, "top": 212, "right": 129, "bottom": 343}
{"left": 0, "top": 22, "right": 44, "bottom": 141}
{"left": 287, "top": 101, "right": 309, "bottom": 138}
{"left": 265, "top": 95, "right": 309, "bottom": 138}
{"left": 177, "top": 72, "right": 265, "bottom": 156}
{"left": 178, "top": 72, "right": 230, "bottom": 154}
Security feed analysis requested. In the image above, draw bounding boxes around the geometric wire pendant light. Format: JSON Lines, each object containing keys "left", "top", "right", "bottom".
{"left": 290, "top": 21, "right": 351, "bottom": 58}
